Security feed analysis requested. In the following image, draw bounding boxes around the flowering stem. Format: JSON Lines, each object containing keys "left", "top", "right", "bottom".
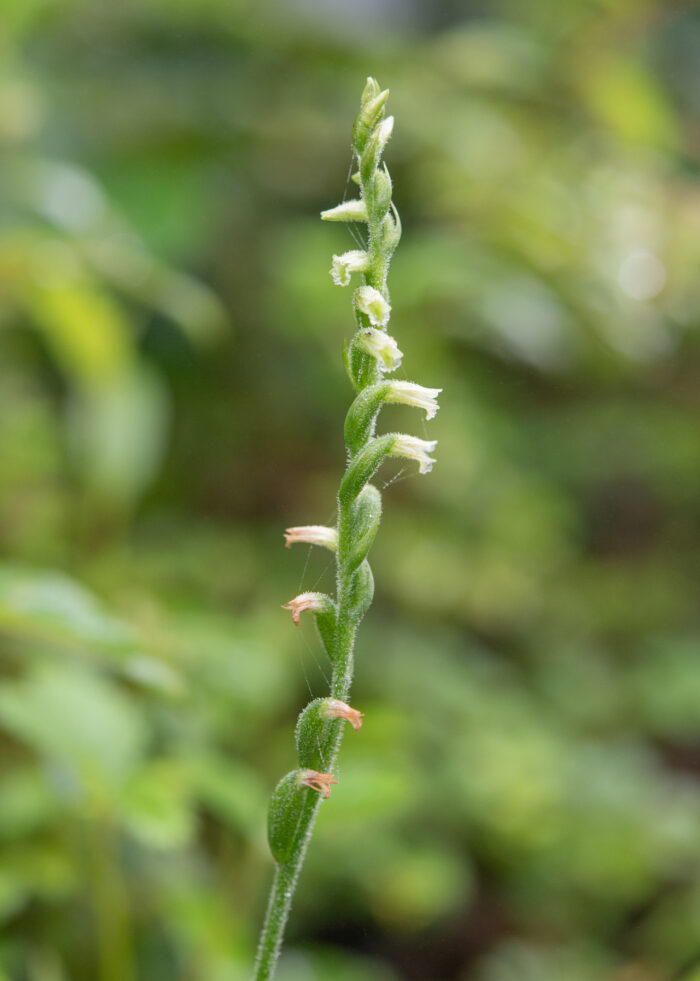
{"left": 253, "top": 78, "right": 440, "bottom": 981}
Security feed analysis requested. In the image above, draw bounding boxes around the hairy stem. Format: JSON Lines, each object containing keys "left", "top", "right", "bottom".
{"left": 253, "top": 77, "right": 438, "bottom": 980}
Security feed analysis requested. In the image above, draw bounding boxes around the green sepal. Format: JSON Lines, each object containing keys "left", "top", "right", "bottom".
{"left": 314, "top": 603, "right": 338, "bottom": 662}
{"left": 295, "top": 698, "right": 338, "bottom": 771}
{"left": 343, "top": 483, "right": 382, "bottom": 572}
{"left": 365, "top": 166, "right": 392, "bottom": 223}
{"left": 347, "top": 338, "right": 379, "bottom": 391}
{"left": 344, "top": 383, "right": 390, "bottom": 455}
{"left": 352, "top": 89, "right": 389, "bottom": 155}
{"left": 376, "top": 206, "right": 401, "bottom": 257}
{"left": 348, "top": 559, "right": 374, "bottom": 623}
{"left": 339, "top": 434, "right": 395, "bottom": 507}
{"left": 267, "top": 770, "right": 309, "bottom": 864}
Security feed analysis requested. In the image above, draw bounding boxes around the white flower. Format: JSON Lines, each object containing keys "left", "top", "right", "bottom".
{"left": 330, "top": 250, "right": 369, "bottom": 287}
{"left": 321, "top": 200, "right": 368, "bottom": 222}
{"left": 284, "top": 525, "right": 337, "bottom": 551}
{"left": 385, "top": 381, "right": 441, "bottom": 420}
{"left": 356, "top": 328, "right": 403, "bottom": 373}
{"left": 355, "top": 285, "right": 391, "bottom": 327}
{"left": 390, "top": 435, "right": 438, "bottom": 474}
{"left": 282, "top": 591, "right": 330, "bottom": 625}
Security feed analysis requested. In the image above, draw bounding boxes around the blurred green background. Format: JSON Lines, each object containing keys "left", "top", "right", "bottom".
{"left": 1, "top": 1, "right": 700, "bottom": 979}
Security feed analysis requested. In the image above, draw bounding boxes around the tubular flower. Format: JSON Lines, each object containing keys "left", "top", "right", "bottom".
{"left": 282, "top": 592, "right": 329, "bottom": 625}
{"left": 284, "top": 526, "right": 338, "bottom": 551}
{"left": 320, "top": 698, "right": 364, "bottom": 731}
{"left": 297, "top": 769, "right": 338, "bottom": 799}
{"left": 385, "top": 381, "right": 441, "bottom": 420}
{"left": 356, "top": 328, "right": 403, "bottom": 372}
{"left": 390, "top": 435, "right": 438, "bottom": 474}
{"left": 355, "top": 285, "right": 391, "bottom": 327}
{"left": 321, "top": 200, "right": 368, "bottom": 222}
{"left": 330, "top": 250, "right": 370, "bottom": 286}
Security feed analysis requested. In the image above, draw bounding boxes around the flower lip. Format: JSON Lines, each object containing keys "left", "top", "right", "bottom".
{"left": 355, "top": 285, "right": 391, "bottom": 327}
{"left": 284, "top": 526, "right": 337, "bottom": 551}
{"left": 282, "top": 591, "right": 330, "bottom": 625}
{"left": 390, "top": 434, "right": 438, "bottom": 474}
{"left": 297, "top": 769, "right": 338, "bottom": 799}
{"left": 355, "top": 328, "right": 403, "bottom": 373}
{"left": 386, "top": 381, "right": 441, "bottom": 420}
{"left": 321, "top": 698, "right": 364, "bottom": 731}
{"left": 330, "top": 250, "right": 369, "bottom": 287}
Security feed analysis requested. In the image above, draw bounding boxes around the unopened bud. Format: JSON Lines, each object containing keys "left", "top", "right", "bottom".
{"left": 361, "top": 76, "right": 381, "bottom": 105}
{"left": 321, "top": 698, "right": 364, "bottom": 731}
{"left": 386, "top": 381, "right": 441, "bottom": 420}
{"left": 330, "top": 250, "right": 369, "bottom": 287}
{"left": 390, "top": 434, "right": 438, "bottom": 474}
{"left": 355, "top": 285, "right": 391, "bottom": 328}
{"left": 284, "top": 525, "right": 337, "bottom": 551}
{"left": 321, "top": 200, "right": 368, "bottom": 222}
{"left": 355, "top": 328, "right": 403, "bottom": 373}
{"left": 297, "top": 768, "right": 338, "bottom": 799}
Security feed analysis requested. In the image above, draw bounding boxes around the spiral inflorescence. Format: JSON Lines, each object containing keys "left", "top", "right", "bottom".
{"left": 255, "top": 78, "right": 440, "bottom": 981}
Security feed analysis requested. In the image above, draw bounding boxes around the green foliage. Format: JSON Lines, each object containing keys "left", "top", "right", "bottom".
{"left": 0, "top": 1, "right": 699, "bottom": 980}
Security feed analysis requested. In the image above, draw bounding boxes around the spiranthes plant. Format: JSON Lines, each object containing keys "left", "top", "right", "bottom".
{"left": 253, "top": 78, "right": 440, "bottom": 981}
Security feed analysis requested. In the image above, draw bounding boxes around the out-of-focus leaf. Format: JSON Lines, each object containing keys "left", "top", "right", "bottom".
{"left": 0, "top": 564, "right": 134, "bottom": 650}
{"left": 66, "top": 363, "right": 169, "bottom": 504}
{"left": 0, "top": 664, "right": 147, "bottom": 793}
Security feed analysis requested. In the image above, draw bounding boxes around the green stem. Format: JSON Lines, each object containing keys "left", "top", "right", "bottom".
{"left": 253, "top": 616, "right": 357, "bottom": 979}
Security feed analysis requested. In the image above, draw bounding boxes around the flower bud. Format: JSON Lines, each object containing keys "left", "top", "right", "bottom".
{"left": 360, "top": 115, "right": 394, "bottom": 181}
{"left": 343, "top": 483, "right": 382, "bottom": 571}
{"left": 365, "top": 165, "right": 392, "bottom": 220}
{"left": 376, "top": 205, "right": 402, "bottom": 255}
{"left": 284, "top": 525, "right": 337, "bottom": 551}
{"left": 297, "top": 768, "right": 338, "bottom": 799}
{"left": 330, "top": 250, "right": 369, "bottom": 287}
{"left": 355, "top": 328, "right": 403, "bottom": 373}
{"left": 390, "top": 434, "right": 438, "bottom": 474}
{"left": 385, "top": 381, "right": 442, "bottom": 420}
{"left": 321, "top": 200, "right": 368, "bottom": 222}
{"left": 355, "top": 285, "right": 391, "bottom": 328}
{"left": 320, "top": 698, "right": 364, "bottom": 731}
{"left": 361, "top": 76, "right": 381, "bottom": 105}
{"left": 353, "top": 80, "right": 390, "bottom": 153}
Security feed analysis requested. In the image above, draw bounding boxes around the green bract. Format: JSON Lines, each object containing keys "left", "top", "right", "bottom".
{"left": 254, "top": 77, "right": 440, "bottom": 981}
